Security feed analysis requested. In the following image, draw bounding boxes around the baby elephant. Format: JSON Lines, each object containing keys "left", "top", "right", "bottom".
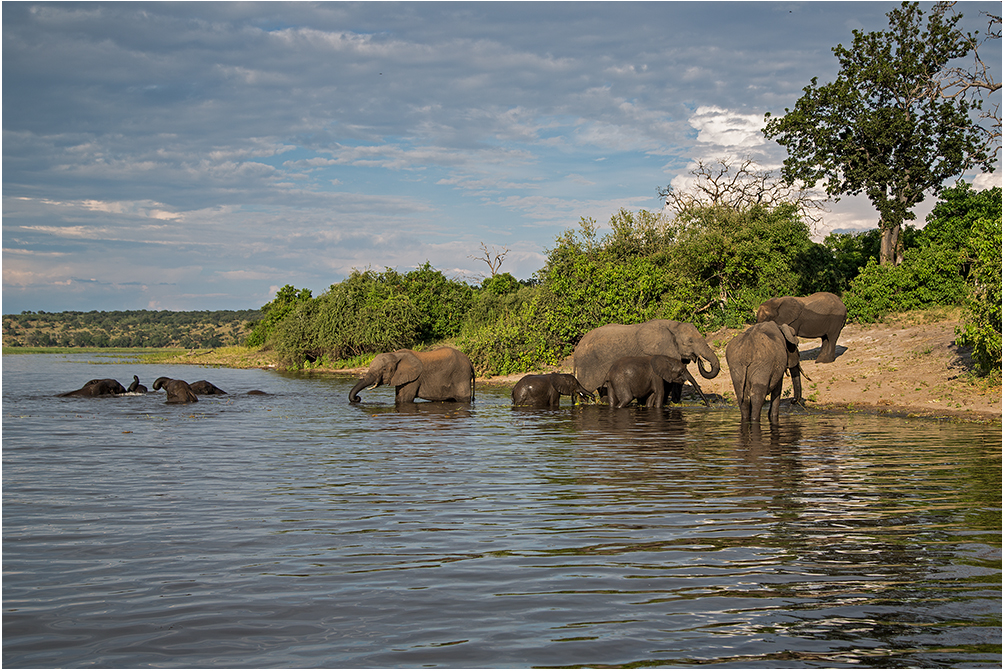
{"left": 189, "top": 380, "right": 227, "bottom": 395}
{"left": 59, "top": 378, "right": 127, "bottom": 397}
{"left": 152, "top": 377, "right": 199, "bottom": 404}
{"left": 725, "top": 321, "right": 801, "bottom": 425}
{"left": 604, "top": 355, "right": 709, "bottom": 408}
{"left": 512, "top": 373, "right": 594, "bottom": 407}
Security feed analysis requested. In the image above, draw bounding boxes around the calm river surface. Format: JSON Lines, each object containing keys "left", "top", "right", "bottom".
{"left": 3, "top": 353, "right": 1001, "bottom": 668}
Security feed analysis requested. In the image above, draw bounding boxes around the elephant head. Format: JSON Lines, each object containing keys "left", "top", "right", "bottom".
{"left": 649, "top": 354, "right": 710, "bottom": 407}
{"left": 349, "top": 350, "right": 423, "bottom": 403}
{"left": 645, "top": 320, "right": 720, "bottom": 380}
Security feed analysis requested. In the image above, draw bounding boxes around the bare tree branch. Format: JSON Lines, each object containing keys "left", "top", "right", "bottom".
{"left": 468, "top": 243, "right": 510, "bottom": 277}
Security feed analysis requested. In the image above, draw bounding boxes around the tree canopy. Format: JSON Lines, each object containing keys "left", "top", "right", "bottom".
{"left": 763, "top": 1, "right": 997, "bottom": 266}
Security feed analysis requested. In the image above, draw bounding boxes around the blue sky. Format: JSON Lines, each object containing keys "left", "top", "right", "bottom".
{"left": 3, "top": 1, "right": 1000, "bottom": 313}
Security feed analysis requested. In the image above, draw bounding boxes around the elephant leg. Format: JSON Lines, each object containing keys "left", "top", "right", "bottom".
{"left": 749, "top": 382, "right": 769, "bottom": 424}
{"left": 668, "top": 381, "right": 682, "bottom": 404}
{"left": 395, "top": 381, "right": 420, "bottom": 404}
{"left": 768, "top": 382, "right": 782, "bottom": 424}
{"left": 790, "top": 367, "right": 803, "bottom": 405}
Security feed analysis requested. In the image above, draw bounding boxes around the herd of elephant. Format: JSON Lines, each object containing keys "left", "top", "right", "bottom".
{"left": 58, "top": 375, "right": 266, "bottom": 403}
{"left": 347, "top": 292, "right": 848, "bottom": 425}
{"left": 59, "top": 292, "right": 846, "bottom": 425}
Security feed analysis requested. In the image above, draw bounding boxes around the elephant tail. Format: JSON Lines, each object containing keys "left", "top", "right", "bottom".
{"left": 470, "top": 367, "right": 476, "bottom": 403}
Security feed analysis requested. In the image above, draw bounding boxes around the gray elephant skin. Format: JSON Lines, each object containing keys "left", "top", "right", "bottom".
{"left": 59, "top": 378, "right": 127, "bottom": 397}
{"left": 756, "top": 292, "right": 847, "bottom": 363}
{"left": 726, "top": 322, "right": 801, "bottom": 425}
{"left": 127, "top": 375, "right": 147, "bottom": 393}
{"left": 190, "top": 380, "right": 227, "bottom": 395}
{"left": 512, "top": 373, "right": 593, "bottom": 407}
{"left": 604, "top": 355, "right": 709, "bottom": 408}
{"left": 573, "top": 320, "right": 720, "bottom": 402}
{"left": 349, "top": 347, "right": 475, "bottom": 404}
{"left": 152, "top": 377, "right": 199, "bottom": 403}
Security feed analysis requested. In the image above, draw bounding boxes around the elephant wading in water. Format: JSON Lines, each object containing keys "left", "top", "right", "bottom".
{"left": 604, "top": 355, "right": 709, "bottom": 409}
{"left": 512, "top": 373, "right": 593, "bottom": 407}
{"left": 349, "top": 347, "right": 475, "bottom": 405}
{"left": 726, "top": 322, "right": 801, "bottom": 425}
{"left": 757, "top": 292, "right": 847, "bottom": 363}
{"left": 152, "top": 377, "right": 199, "bottom": 403}
{"left": 59, "top": 378, "right": 127, "bottom": 397}
{"left": 190, "top": 380, "right": 227, "bottom": 395}
{"left": 573, "top": 320, "right": 720, "bottom": 403}
{"left": 127, "top": 375, "right": 147, "bottom": 393}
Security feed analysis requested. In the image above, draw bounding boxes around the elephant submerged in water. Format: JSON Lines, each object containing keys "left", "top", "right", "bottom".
{"left": 726, "top": 322, "right": 801, "bottom": 425}
{"left": 59, "top": 378, "right": 127, "bottom": 397}
{"left": 603, "top": 355, "right": 709, "bottom": 408}
{"left": 152, "top": 377, "right": 199, "bottom": 403}
{"left": 756, "top": 292, "right": 847, "bottom": 363}
{"left": 511, "top": 373, "right": 593, "bottom": 407}
{"left": 573, "top": 320, "right": 720, "bottom": 403}
{"left": 349, "top": 347, "right": 475, "bottom": 404}
{"left": 127, "top": 375, "right": 147, "bottom": 393}
{"left": 190, "top": 380, "right": 227, "bottom": 395}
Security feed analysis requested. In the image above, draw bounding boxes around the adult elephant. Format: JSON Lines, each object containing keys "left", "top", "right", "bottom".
{"left": 190, "top": 380, "right": 227, "bottom": 395}
{"left": 152, "top": 377, "right": 199, "bottom": 403}
{"left": 725, "top": 322, "right": 801, "bottom": 425}
{"left": 573, "top": 320, "right": 720, "bottom": 402}
{"left": 349, "top": 347, "right": 475, "bottom": 405}
{"left": 756, "top": 292, "right": 847, "bottom": 363}
{"left": 59, "top": 378, "right": 126, "bottom": 397}
{"left": 127, "top": 375, "right": 147, "bottom": 393}
{"left": 512, "top": 373, "right": 593, "bottom": 407}
{"left": 604, "top": 355, "right": 709, "bottom": 409}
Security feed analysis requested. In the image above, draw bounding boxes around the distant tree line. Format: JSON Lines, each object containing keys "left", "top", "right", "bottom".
{"left": 3, "top": 309, "right": 260, "bottom": 349}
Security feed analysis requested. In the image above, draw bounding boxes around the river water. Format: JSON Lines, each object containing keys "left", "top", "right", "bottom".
{"left": 2, "top": 353, "right": 1001, "bottom": 668}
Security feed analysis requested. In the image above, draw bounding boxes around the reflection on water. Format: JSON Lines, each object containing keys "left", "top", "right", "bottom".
{"left": 3, "top": 354, "right": 1001, "bottom": 668}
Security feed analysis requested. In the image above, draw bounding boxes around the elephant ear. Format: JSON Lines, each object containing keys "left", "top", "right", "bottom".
{"left": 639, "top": 322, "right": 677, "bottom": 358}
{"left": 389, "top": 350, "right": 422, "bottom": 387}
{"left": 650, "top": 355, "right": 679, "bottom": 382}
{"left": 776, "top": 298, "right": 802, "bottom": 325}
{"left": 779, "top": 323, "right": 799, "bottom": 347}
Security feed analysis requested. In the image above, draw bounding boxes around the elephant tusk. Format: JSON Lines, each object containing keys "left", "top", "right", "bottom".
{"left": 367, "top": 382, "right": 379, "bottom": 390}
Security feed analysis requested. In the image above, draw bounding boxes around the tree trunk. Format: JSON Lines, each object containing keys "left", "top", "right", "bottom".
{"left": 879, "top": 220, "right": 904, "bottom": 266}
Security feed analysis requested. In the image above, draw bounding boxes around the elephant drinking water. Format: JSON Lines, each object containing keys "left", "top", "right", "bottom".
{"left": 349, "top": 347, "right": 475, "bottom": 404}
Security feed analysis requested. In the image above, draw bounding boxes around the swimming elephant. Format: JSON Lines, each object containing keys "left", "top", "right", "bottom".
{"left": 189, "top": 380, "right": 227, "bottom": 395}
{"left": 152, "top": 377, "right": 199, "bottom": 404}
{"left": 573, "top": 320, "right": 720, "bottom": 403}
{"left": 756, "top": 292, "right": 847, "bottom": 363}
{"left": 511, "top": 373, "right": 594, "bottom": 407}
{"left": 349, "top": 347, "right": 475, "bottom": 404}
{"left": 725, "top": 322, "right": 801, "bottom": 425}
{"left": 603, "top": 355, "right": 709, "bottom": 409}
{"left": 127, "top": 375, "right": 147, "bottom": 393}
{"left": 58, "top": 378, "right": 127, "bottom": 397}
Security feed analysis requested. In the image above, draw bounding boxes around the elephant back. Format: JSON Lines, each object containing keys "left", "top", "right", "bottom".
{"left": 574, "top": 322, "right": 680, "bottom": 393}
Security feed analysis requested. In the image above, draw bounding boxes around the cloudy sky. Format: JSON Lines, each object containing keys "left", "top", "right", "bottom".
{"left": 3, "top": 1, "right": 1000, "bottom": 313}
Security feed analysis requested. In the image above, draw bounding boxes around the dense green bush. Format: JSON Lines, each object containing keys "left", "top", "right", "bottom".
{"left": 956, "top": 215, "right": 1002, "bottom": 379}
{"left": 245, "top": 285, "right": 313, "bottom": 347}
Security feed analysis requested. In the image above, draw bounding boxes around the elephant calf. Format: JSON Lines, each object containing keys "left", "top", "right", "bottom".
{"left": 603, "top": 355, "right": 709, "bottom": 409}
{"left": 511, "top": 373, "right": 594, "bottom": 407}
{"left": 725, "top": 322, "right": 801, "bottom": 425}
{"left": 190, "top": 380, "right": 227, "bottom": 395}
{"left": 152, "top": 377, "right": 199, "bottom": 403}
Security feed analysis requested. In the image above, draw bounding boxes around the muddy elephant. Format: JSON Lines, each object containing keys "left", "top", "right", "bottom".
{"left": 349, "top": 347, "right": 475, "bottom": 404}
{"left": 59, "top": 378, "right": 127, "bottom": 397}
{"left": 725, "top": 322, "right": 801, "bottom": 425}
{"left": 756, "top": 292, "right": 847, "bottom": 363}
{"left": 127, "top": 375, "right": 147, "bottom": 393}
{"left": 152, "top": 377, "right": 199, "bottom": 404}
{"left": 604, "top": 355, "right": 709, "bottom": 409}
{"left": 573, "top": 320, "right": 720, "bottom": 402}
{"left": 512, "top": 373, "right": 593, "bottom": 407}
{"left": 190, "top": 380, "right": 227, "bottom": 395}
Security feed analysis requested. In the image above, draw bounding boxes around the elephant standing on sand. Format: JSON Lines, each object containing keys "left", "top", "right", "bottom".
{"left": 603, "top": 355, "right": 709, "bottom": 409}
{"left": 726, "top": 322, "right": 801, "bottom": 425}
{"left": 59, "top": 378, "right": 127, "bottom": 397}
{"left": 152, "top": 377, "right": 199, "bottom": 403}
{"left": 756, "top": 292, "right": 847, "bottom": 363}
{"left": 512, "top": 373, "right": 593, "bottom": 407}
{"left": 349, "top": 347, "right": 475, "bottom": 405}
{"left": 573, "top": 320, "right": 720, "bottom": 403}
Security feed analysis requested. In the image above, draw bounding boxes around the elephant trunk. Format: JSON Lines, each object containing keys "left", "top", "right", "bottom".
{"left": 348, "top": 375, "right": 374, "bottom": 403}
{"left": 694, "top": 344, "right": 720, "bottom": 380}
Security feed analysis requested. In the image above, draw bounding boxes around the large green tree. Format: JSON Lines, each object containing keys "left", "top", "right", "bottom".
{"left": 763, "top": 1, "right": 996, "bottom": 266}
